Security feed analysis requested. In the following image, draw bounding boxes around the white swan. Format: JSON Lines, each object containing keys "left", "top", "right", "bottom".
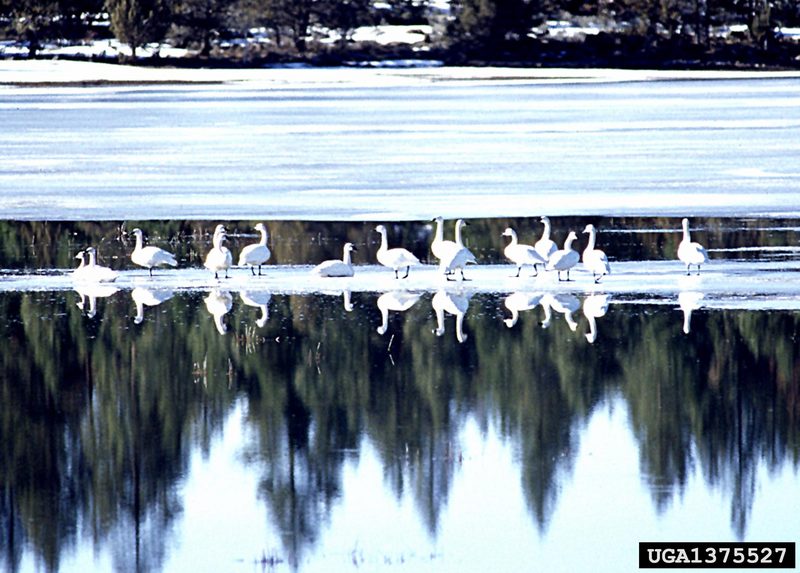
{"left": 583, "top": 294, "right": 610, "bottom": 343}
{"left": 503, "top": 291, "right": 543, "bottom": 328}
{"left": 376, "top": 290, "right": 421, "bottom": 334}
{"left": 546, "top": 231, "right": 580, "bottom": 281}
{"left": 430, "top": 216, "right": 458, "bottom": 263}
{"left": 535, "top": 216, "right": 558, "bottom": 262}
{"left": 239, "top": 290, "right": 271, "bottom": 327}
{"left": 204, "top": 228, "right": 232, "bottom": 279}
{"left": 375, "top": 224, "right": 420, "bottom": 279}
{"left": 130, "top": 228, "right": 178, "bottom": 276}
{"left": 678, "top": 218, "right": 709, "bottom": 275}
{"left": 432, "top": 289, "right": 470, "bottom": 342}
{"left": 582, "top": 224, "right": 611, "bottom": 283}
{"left": 238, "top": 223, "right": 271, "bottom": 276}
{"left": 131, "top": 287, "right": 174, "bottom": 324}
{"left": 72, "top": 250, "right": 88, "bottom": 279}
{"left": 542, "top": 293, "right": 581, "bottom": 331}
{"left": 439, "top": 219, "right": 476, "bottom": 280}
{"left": 678, "top": 291, "right": 704, "bottom": 334}
{"left": 502, "top": 227, "right": 547, "bottom": 277}
{"left": 80, "top": 247, "right": 120, "bottom": 283}
{"left": 204, "top": 289, "right": 233, "bottom": 335}
{"left": 312, "top": 242, "right": 357, "bottom": 277}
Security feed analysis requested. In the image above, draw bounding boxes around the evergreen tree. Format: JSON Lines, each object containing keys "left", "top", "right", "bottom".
{"left": 106, "top": 0, "right": 171, "bottom": 60}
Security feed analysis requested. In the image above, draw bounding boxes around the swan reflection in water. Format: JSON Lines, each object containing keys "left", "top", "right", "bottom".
{"left": 375, "top": 291, "right": 421, "bottom": 335}
{"left": 502, "top": 291, "right": 543, "bottom": 328}
{"left": 678, "top": 291, "right": 704, "bottom": 334}
{"left": 131, "top": 287, "right": 174, "bottom": 324}
{"left": 432, "top": 290, "right": 471, "bottom": 343}
{"left": 540, "top": 293, "right": 580, "bottom": 331}
{"left": 75, "top": 284, "right": 120, "bottom": 318}
{"left": 239, "top": 291, "right": 271, "bottom": 327}
{"left": 583, "top": 294, "right": 610, "bottom": 343}
{"left": 204, "top": 289, "right": 233, "bottom": 335}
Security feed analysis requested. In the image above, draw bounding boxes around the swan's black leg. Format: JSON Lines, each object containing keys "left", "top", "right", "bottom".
{"left": 250, "top": 266, "right": 256, "bottom": 276}
{"left": 214, "top": 271, "right": 219, "bottom": 279}
{"left": 403, "top": 267, "right": 410, "bottom": 279}
{"left": 149, "top": 267, "right": 154, "bottom": 277}
{"left": 531, "top": 264, "right": 539, "bottom": 278}
{"left": 513, "top": 266, "right": 521, "bottom": 278}
{"left": 258, "top": 265, "right": 262, "bottom": 276}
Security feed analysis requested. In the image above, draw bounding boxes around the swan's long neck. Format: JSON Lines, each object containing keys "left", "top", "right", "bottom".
{"left": 342, "top": 248, "right": 352, "bottom": 266}
{"left": 88, "top": 250, "right": 98, "bottom": 266}
{"left": 434, "top": 219, "right": 444, "bottom": 244}
{"left": 134, "top": 232, "right": 143, "bottom": 251}
{"left": 564, "top": 234, "right": 576, "bottom": 250}
{"left": 455, "top": 221, "right": 465, "bottom": 246}
{"left": 542, "top": 219, "right": 551, "bottom": 240}
{"left": 213, "top": 233, "right": 224, "bottom": 249}
{"left": 507, "top": 230, "right": 518, "bottom": 246}
{"left": 76, "top": 254, "right": 85, "bottom": 269}
{"left": 682, "top": 220, "right": 691, "bottom": 242}
{"left": 259, "top": 228, "right": 268, "bottom": 246}
{"left": 586, "top": 228, "right": 596, "bottom": 251}
{"left": 378, "top": 229, "right": 388, "bottom": 252}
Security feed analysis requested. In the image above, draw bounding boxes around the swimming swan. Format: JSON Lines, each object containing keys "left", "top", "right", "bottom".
{"left": 238, "top": 223, "right": 271, "bottom": 276}
{"left": 130, "top": 228, "right": 178, "bottom": 276}
{"left": 535, "top": 216, "right": 558, "bottom": 262}
{"left": 581, "top": 224, "right": 611, "bottom": 283}
{"left": 546, "top": 231, "right": 580, "bottom": 281}
{"left": 678, "top": 218, "right": 709, "bottom": 275}
{"left": 312, "top": 242, "right": 357, "bottom": 277}
{"left": 204, "top": 228, "right": 232, "bottom": 279}
{"left": 375, "top": 224, "right": 420, "bottom": 279}
{"left": 439, "top": 219, "right": 476, "bottom": 281}
{"left": 502, "top": 227, "right": 547, "bottom": 277}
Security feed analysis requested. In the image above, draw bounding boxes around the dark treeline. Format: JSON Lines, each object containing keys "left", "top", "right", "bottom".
{"left": 1, "top": 217, "right": 799, "bottom": 272}
{"left": 1, "top": 0, "right": 799, "bottom": 67}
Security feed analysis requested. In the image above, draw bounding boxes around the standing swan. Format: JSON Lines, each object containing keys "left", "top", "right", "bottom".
{"left": 238, "top": 223, "right": 271, "bottom": 276}
{"left": 130, "top": 228, "right": 178, "bottom": 276}
{"left": 502, "top": 227, "right": 547, "bottom": 277}
{"left": 439, "top": 219, "right": 476, "bottom": 281}
{"left": 312, "top": 242, "right": 357, "bottom": 277}
{"left": 546, "top": 231, "right": 580, "bottom": 281}
{"left": 535, "top": 216, "right": 558, "bottom": 262}
{"left": 204, "top": 228, "right": 232, "bottom": 279}
{"left": 678, "top": 218, "right": 709, "bottom": 275}
{"left": 430, "top": 216, "right": 458, "bottom": 267}
{"left": 581, "top": 224, "right": 611, "bottom": 283}
{"left": 375, "top": 224, "right": 420, "bottom": 279}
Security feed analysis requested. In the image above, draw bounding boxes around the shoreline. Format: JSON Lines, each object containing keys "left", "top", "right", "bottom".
{"left": 3, "top": 59, "right": 800, "bottom": 87}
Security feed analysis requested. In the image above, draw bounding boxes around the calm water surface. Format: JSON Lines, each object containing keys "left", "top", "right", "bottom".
{"left": 1, "top": 218, "right": 799, "bottom": 573}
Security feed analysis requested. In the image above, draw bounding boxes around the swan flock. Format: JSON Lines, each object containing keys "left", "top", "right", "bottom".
{"left": 69, "top": 218, "right": 710, "bottom": 283}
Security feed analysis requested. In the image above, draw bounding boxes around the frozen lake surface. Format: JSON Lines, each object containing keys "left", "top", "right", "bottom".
{"left": 1, "top": 64, "right": 799, "bottom": 573}
{"left": 2, "top": 62, "right": 800, "bottom": 220}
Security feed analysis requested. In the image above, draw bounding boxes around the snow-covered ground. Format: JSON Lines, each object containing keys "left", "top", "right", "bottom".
{"left": 2, "top": 59, "right": 800, "bottom": 88}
